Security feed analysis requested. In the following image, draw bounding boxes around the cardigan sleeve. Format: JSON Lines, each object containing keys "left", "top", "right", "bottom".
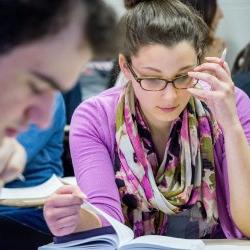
{"left": 215, "top": 87, "right": 250, "bottom": 238}
{"left": 69, "top": 97, "right": 124, "bottom": 225}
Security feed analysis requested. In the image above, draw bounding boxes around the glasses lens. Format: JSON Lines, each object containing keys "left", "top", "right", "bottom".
{"left": 174, "top": 75, "right": 196, "bottom": 89}
{"left": 140, "top": 78, "right": 166, "bottom": 91}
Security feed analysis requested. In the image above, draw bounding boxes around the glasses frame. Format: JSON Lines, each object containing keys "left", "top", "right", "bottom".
{"left": 126, "top": 62, "right": 199, "bottom": 91}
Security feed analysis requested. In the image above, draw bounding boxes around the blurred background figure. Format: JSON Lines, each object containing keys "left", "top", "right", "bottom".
{"left": 63, "top": 62, "right": 113, "bottom": 124}
{"left": 180, "top": 0, "right": 225, "bottom": 57}
{"left": 0, "top": 0, "right": 118, "bottom": 186}
{"left": 0, "top": 93, "right": 66, "bottom": 249}
{"left": 232, "top": 42, "right": 250, "bottom": 97}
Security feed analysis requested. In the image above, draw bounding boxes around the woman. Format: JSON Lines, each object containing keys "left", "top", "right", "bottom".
{"left": 108, "top": 0, "right": 224, "bottom": 89}
{"left": 44, "top": 0, "right": 250, "bottom": 239}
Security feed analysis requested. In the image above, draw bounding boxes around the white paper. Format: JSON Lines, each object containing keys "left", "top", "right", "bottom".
{"left": 60, "top": 176, "right": 77, "bottom": 186}
{"left": 121, "top": 235, "right": 205, "bottom": 250}
{"left": 81, "top": 201, "right": 134, "bottom": 248}
{"left": 0, "top": 174, "right": 63, "bottom": 199}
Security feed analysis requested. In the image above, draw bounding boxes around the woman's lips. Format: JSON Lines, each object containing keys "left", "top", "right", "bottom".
{"left": 158, "top": 105, "right": 179, "bottom": 112}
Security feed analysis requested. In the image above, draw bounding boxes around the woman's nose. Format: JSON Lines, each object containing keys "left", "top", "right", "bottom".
{"left": 161, "top": 82, "right": 178, "bottom": 100}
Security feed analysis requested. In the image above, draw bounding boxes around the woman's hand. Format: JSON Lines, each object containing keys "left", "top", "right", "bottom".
{"left": 187, "top": 57, "right": 240, "bottom": 132}
{"left": 44, "top": 185, "right": 87, "bottom": 236}
{"left": 0, "top": 137, "right": 26, "bottom": 187}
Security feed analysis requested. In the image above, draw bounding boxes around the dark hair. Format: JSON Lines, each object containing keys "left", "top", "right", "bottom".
{"left": 120, "top": 0, "right": 209, "bottom": 61}
{"left": 180, "top": 0, "right": 217, "bottom": 29}
{"left": 84, "top": 1, "right": 118, "bottom": 59}
{"left": 0, "top": 0, "right": 117, "bottom": 59}
{"left": 232, "top": 42, "right": 250, "bottom": 74}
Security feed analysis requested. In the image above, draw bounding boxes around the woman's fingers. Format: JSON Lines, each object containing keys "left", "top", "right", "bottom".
{"left": 45, "top": 204, "right": 81, "bottom": 222}
{"left": 54, "top": 214, "right": 80, "bottom": 231}
{"left": 193, "top": 62, "right": 232, "bottom": 83}
{"left": 186, "top": 87, "right": 213, "bottom": 102}
{"left": 55, "top": 185, "right": 86, "bottom": 199}
{"left": 46, "top": 193, "right": 83, "bottom": 208}
{"left": 188, "top": 71, "right": 223, "bottom": 91}
{"left": 205, "top": 57, "right": 231, "bottom": 76}
{"left": 44, "top": 185, "right": 88, "bottom": 236}
{"left": 187, "top": 86, "right": 234, "bottom": 108}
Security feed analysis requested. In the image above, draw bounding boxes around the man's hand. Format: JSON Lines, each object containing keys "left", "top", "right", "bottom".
{"left": 0, "top": 137, "right": 27, "bottom": 187}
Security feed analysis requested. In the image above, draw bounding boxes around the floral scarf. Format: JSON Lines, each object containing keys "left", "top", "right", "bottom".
{"left": 115, "top": 83, "right": 222, "bottom": 237}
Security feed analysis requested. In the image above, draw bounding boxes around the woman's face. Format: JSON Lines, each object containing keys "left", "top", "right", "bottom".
{"left": 120, "top": 42, "right": 198, "bottom": 129}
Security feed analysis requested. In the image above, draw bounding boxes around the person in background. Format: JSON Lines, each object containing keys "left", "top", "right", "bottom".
{"left": 0, "top": 0, "right": 117, "bottom": 186}
{"left": 232, "top": 42, "right": 250, "bottom": 97}
{"left": 180, "top": 0, "right": 225, "bottom": 57}
{"left": 44, "top": 0, "right": 250, "bottom": 240}
{"left": 0, "top": 93, "right": 66, "bottom": 249}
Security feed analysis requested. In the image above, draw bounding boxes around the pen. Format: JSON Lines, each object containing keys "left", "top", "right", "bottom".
{"left": 219, "top": 47, "right": 227, "bottom": 66}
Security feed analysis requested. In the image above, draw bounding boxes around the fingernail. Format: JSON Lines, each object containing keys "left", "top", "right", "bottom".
{"left": 74, "top": 189, "right": 87, "bottom": 200}
{"left": 80, "top": 193, "right": 87, "bottom": 199}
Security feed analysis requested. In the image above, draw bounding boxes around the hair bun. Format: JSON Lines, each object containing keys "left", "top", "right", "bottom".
{"left": 124, "top": 0, "right": 147, "bottom": 9}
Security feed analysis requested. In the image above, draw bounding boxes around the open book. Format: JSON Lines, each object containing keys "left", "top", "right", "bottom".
{"left": 39, "top": 201, "right": 206, "bottom": 250}
{"left": 0, "top": 174, "right": 76, "bottom": 206}
{"left": 39, "top": 201, "right": 250, "bottom": 250}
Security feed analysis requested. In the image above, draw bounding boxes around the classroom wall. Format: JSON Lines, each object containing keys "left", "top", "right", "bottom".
{"left": 217, "top": 0, "right": 250, "bottom": 68}
{"left": 105, "top": 0, "right": 250, "bottom": 68}
{"left": 104, "top": 0, "right": 125, "bottom": 17}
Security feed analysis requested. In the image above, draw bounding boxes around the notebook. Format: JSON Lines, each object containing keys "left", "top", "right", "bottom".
{"left": 0, "top": 174, "right": 76, "bottom": 206}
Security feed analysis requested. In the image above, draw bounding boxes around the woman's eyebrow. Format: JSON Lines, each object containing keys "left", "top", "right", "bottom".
{"left": 178, "top": 64, "right": 197, "bottom": 71}
{"left": 141, "top": 66, "right": 162, "bottom": 73}
{"left": 140, "top": 64, "right": 197, "bottom": 73}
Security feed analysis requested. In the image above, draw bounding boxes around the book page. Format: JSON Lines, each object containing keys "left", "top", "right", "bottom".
{"left": 81, "top": 201, "right": 134, "bottom": 248}
{"left": 40, "top": 235, "right": 118, "bottom": 249}
{"left": 120, "top": 235, "right": 205, "bottom": 250}
{"left": 61, "top": 176, "right": 77, "bottom": 186}
{"left": 0, "top": 174, "right": 63, "bottom": 200}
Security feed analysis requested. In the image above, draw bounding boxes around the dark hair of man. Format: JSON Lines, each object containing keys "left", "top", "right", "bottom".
{"left": 0, "top": 0, "right": 117, "bottom": 59}
{"left": 120, "top": 0, "right": 209, "bottom": 62}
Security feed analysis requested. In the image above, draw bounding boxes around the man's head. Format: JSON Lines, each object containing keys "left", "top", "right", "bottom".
{"left": 0, "top": 0, "right": 117, "bottom": 141}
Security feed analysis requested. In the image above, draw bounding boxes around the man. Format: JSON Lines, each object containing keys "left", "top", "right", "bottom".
{"left": 0, "top": 0, "right": 117, "bottom": 185}
{"left": 0, "top": 93, "right": 67, "bottom": 249}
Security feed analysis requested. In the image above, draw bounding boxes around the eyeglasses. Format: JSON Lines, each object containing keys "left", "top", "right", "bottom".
{"left": 127, "top": 62, "right": 198, "bottom": 91}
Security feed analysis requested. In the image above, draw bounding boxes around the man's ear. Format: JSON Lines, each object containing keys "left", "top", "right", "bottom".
{"left": 118, "top": 54, "right": 131, "bottom": 80}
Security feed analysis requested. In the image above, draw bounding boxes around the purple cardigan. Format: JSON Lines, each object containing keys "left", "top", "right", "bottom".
{"left": 70, "top": 86, "right": 250, "bottom": 239}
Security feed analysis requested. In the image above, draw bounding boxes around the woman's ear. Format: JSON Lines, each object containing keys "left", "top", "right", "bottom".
{"left": 118, "top": 54, "right": 132, "bottom": 80}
